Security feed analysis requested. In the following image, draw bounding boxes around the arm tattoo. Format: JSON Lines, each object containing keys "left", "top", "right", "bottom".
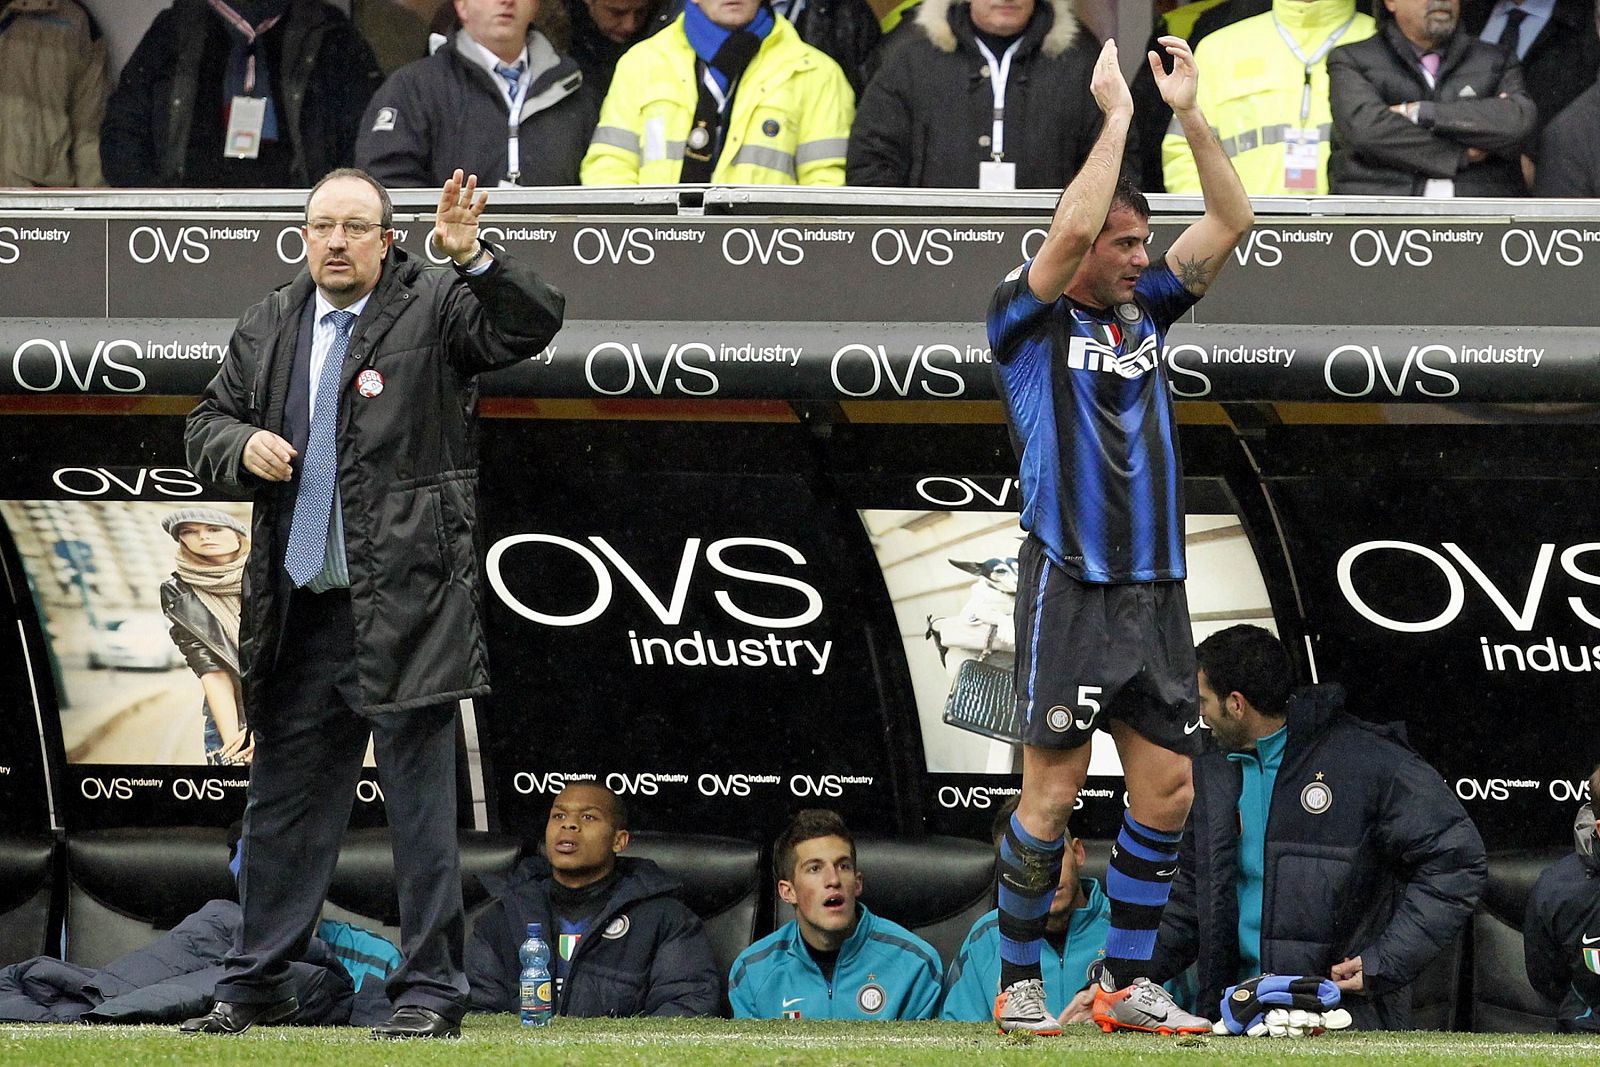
{"left": 1175, "top": 254, "right": 1216, "bottom": 294}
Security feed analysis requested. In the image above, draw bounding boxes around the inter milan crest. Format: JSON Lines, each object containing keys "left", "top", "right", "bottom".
{"left": 1115, "top": 302, "right": 1142, "bottom": 325}
{"left": 856, "top": 982, "right": 886, "bottom": 1014}
{"left": 602, "top": 915, "right": 630, "bottom": 940}
{"left": 1300, "top": 776, "right": 1333, "bottom": 815}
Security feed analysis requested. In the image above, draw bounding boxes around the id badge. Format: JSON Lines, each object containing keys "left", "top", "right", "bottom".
{"left": 225, "top": 96, "right": 267, "bottom": 159}
{"left": 979, "top": 160, "right": 1016, "bottom": 191}
{"left": 1283, "top": 127, "right": 1321, "bottom": 192}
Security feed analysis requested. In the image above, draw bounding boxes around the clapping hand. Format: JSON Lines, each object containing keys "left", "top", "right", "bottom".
{"left": 1149, "top": 35, "right": 1199, "bottom": 114}
{"left": 433, "top": 168, "right": 488, "bottom": 265}
{"left": 1090, "top": 39, "right": 1134, "bottom": 117}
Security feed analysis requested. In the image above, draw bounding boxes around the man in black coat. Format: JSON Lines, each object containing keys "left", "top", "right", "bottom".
{"left": 847, "top": 0, "right": 1120, "bottom": 189}
{"left": 1523, "top": 763, "right": 1600, "bottom": 1032}
{"left": 101, "top": 0, "right": 382, "bottom": 187}
{"left": 465, "top": 783, "right": 721, "bottom": 1017}
{"left": 181, "top": 167, "right": 565, "bottom": 1039}
{"left": 1465, "top": 0, "right": 1600, "bottom": 166}
{"left": 356, "top": 0, "right": 597, "bottom": 187}
{"left": 1328, "top": 0, "right": 1535, "bottom": 195}
{"left": 1532, "top": 0, "right": 1600, "bottom": 195}
{"left": 1146, "top": 625, "right": 1486, "bottom": 1029}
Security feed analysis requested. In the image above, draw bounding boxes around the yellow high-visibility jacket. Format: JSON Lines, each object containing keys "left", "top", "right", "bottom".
{"left": 1163, "top": 0, "right": 1375, "bottom": 195}
{"left": 581, "top": 14, "right": 854, "bottom": 186}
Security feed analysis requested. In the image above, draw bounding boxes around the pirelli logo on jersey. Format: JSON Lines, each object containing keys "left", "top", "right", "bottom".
{"left": 1065, "top": 332, "right": 1161, "bottom": 379}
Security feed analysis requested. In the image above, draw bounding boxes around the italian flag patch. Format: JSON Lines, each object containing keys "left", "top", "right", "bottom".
{"left": 559, "top": 933, "right": 582, "bottom": 961}
{"left": 1093, "top": 320, "right": 1122, "bottom": 350}
{"left": 1583, "top": 946, "right": 1600, "bottom": 974}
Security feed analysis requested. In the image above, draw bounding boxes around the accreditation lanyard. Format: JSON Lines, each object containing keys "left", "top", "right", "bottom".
{"left": 973, "top": 38, "right": 1024, "bottom": 161}
{"left": 1272, "top": 13, "right": 1355, "bottom": 121}
{"left": 502, "top": 62, "right": 532, "bottom": 185}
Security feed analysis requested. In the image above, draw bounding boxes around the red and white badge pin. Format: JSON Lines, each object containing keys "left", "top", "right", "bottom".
{"left": 356, "top": 369, "right": 384, "bottom": 397}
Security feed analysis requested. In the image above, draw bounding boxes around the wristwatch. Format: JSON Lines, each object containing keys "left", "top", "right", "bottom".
{"left": 454, "top": 239, "right": 489, "bottom": 272}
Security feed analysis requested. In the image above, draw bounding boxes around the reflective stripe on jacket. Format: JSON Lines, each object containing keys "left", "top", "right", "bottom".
{"left": 581, "top": 13, "right": 854, "bottom": 186}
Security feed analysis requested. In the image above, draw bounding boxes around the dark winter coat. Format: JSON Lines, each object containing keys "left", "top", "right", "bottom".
{"left": 100, "top": 0, "right": 382, "bottom": 187}
{"left": 1328, "top": 21, "right": 1535, "bottom": 195}
{"left": 356, "top": 28, "right": 597, "bottom": 188}
{"left": 466, "top": 855, "right": 720, "bottom": 1017}
{"left": 184, "top": 245, "right": 564, "bottom": 721}
{"left": 1463, "top": 0, "right": 1600, "bottom": 153}
{"left": 1147, "top": 685, "right": 1486, "bottom": 1030}
{"left": 1524, "top": 849, "right": 1600, "bottom": 1031}
{"left": 1534, "top": 82, "right": 1600, "bottom": 195}
{"left": 0, "top": 900, "right": 351, "bottom": 1023}
{"left": 847, "top": 0, "right": 1121, "bottom": 189}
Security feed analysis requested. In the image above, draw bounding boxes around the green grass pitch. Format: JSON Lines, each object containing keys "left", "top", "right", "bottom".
{"left": 0, "top": 1017, "right": 1593, "bottom": 1065}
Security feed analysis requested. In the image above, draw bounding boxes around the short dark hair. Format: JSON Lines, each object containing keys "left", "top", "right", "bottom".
{"left": 774, "top": 809, "right": 855, "bottom": 882}
{"left": 1110, "top": 176, "right": 1150, "bottom": 221}
{"left": 306, "top": 167, "right": 393, "bottom": 231}
{"left": 552, "top": 781, "right": 629, "bottom": 831}
{"left": 1195, "top": 624, "right": 1292, "bottom": 718}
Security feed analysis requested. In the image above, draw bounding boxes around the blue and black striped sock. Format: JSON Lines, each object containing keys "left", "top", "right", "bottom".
{"left": 996, "top": 812, "right": 1064, "bottom": 991}
{"left": 1102, "top": 811, "right": 1182, "bottom": 989}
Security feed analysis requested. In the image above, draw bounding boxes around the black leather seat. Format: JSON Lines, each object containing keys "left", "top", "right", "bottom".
{"left": 1471, "top": 848, "right": 1564, "bottom": 1032}
{"left": 0, "top": 835, "right": 60, "bottom": 967}
{"left": 65, "top": 827, "right": 522, "bottom": 969}
{"left": 624, "top": 831, "right": 762, "bottom": 983}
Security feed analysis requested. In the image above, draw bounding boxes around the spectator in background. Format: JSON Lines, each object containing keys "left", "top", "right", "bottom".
{"left": 466, "top": 782, "right": 721, "bottom": 1017}
{"left": 648, "top": 0, "right": 882, "bottom": 95}
{"left": 1145, "top": 625, "right": 1486, "bottom": 1030}
{"left": 1534, "top": 2, "right": 1600, "bottom": 195}
{"left": 847, "top": 0, "right": 1119, "bottom": 190}
{"left": 101, "top": 0, "right": 381, "bottom": 188}
{"left": 1328, "top": 0, "right": 1535, "bottom": 195}
{"left": 1523, "top": 763, "right": 1600, "bottom": 1032}
{"left": 939, "top": 798, "right": 1110, "bottom": 1024}
{"left": 729, "top": 809, "right": 942, "bottom": 1019}
{"left": 0, "top": 0, "right": 107, "bottom": 188}
{"left": 1164, "top": 0, "right": 1376, "bottom": 196}
{"left": 1465, "top": 0, "right": 1599, "bottom": 181}
{"left": 582, "top": 0, "right": 854, "bottom": 185}
{"left": 357, "top": 0, "right": 595, "bottom": 187}
{"left": 565, "top": 0, "right": 665, "bottom": 97}
{"left": 351, "top": 0, "right": 433, "bottom": 75}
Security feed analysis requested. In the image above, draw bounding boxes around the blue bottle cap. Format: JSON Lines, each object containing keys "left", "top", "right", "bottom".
{"left": 527, "top": 922, "right": 542, "bottom": 938}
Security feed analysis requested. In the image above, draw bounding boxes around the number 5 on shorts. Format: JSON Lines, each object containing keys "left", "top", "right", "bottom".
{"left": 1073, "top": 686, "right": 1102, "bottom": 731}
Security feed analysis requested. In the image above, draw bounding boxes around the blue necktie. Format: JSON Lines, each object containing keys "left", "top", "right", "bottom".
{"left": 494, "top": 61, "right": 524, "bottom": 102}
{"left": 284, "top": 309, "right": 355, "bottom": 588}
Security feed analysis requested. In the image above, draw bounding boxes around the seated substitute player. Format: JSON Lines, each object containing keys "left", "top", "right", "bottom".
{"left": 728, "top": 810, "right": 942, "bottom": 1019}
{"left": 940, "top": 799, "right": 1111, "bottom": 1023}
{"left": 1523, "top": 762, "right": 1600, "bottom": 1033}
{"left": 465, "top": 782, "right": 720, "bottom": 1017}
{"left": 985, "top": 35, "right": 1253, "bottom": 1036}
{"left": 1144, "top": 625, "right": 1486, "bottom": 1030}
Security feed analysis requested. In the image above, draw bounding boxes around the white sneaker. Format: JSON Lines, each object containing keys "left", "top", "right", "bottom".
{"left": 994, "top": 978, "right": 1063, "bottom": 1036}
{"left": 1092, "top": 977, "right": 1212, "bottom": 1034}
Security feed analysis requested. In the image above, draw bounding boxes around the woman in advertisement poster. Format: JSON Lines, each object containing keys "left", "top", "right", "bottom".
{"left": 158, "top": 507, "right": 253, "bottom": 765}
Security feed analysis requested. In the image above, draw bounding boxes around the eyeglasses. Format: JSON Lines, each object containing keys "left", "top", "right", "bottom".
{"left": 305, "top": 218, "right": 384, "bottom": 239}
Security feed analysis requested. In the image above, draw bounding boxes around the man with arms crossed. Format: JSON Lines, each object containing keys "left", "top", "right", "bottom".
{"left": 986, "top": 35, "right": 1252, "bottom": 1035}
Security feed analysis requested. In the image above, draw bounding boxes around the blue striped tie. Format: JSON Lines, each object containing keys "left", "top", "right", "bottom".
{"left": 495, "top": 61, "right": 524, "bottom": 101}
{"left": 284, "top": 309, "right": 355, "bottom": 587}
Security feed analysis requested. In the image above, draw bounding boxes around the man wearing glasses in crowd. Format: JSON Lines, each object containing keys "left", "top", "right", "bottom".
{"left": 181, "top": 168, "right": 565, "bottom": 1040}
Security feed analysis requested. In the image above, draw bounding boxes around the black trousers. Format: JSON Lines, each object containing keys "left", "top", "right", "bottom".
{"left": 214, "top": 587, "right": 469, "bottom": 1019}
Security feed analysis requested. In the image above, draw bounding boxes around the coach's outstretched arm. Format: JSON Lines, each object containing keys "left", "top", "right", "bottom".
{"left": 1153, "top": 35, "right": 1253, "bottom": 298}
{"left": 1025, "top": 40, "right": 1134, "bottom": 303}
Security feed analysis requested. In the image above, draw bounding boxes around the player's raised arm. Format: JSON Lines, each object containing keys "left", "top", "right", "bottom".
{"left": 1153, "top": 36, "right": 1253, "bottom": 297}
{"left": 1027, "top": 40, "right": 1135, "bottom": 303}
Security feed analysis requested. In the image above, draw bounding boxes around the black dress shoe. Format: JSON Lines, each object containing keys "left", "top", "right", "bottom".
{"left": 371, "top": 1005, "right": 461, "bottom": 1040}
{"left": 179, "top": 996, "right": 298, "bottom": 1034}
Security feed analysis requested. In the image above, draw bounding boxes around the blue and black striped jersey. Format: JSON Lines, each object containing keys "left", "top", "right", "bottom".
{"left": 987, "top": 259, "right": 1199, "bottom": 584}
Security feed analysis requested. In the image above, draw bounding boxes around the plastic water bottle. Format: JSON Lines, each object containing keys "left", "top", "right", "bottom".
{"left": 519, "top": 922, "right": 553, "bottom": 1027}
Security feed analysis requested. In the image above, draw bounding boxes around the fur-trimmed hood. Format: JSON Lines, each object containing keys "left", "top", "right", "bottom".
{"left": 916, "top": 0, "right": 1078, "bottom": 57}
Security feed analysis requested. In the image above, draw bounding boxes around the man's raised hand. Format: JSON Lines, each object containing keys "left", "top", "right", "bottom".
{"left": 433, "top": 168, "right": 488, "bottom": 264}
{"left": 1090, "top": 39, "right": 1134, "bottom": 117}
{"left": 1149, "top": 35, "right": 1199, "bottom": 113}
